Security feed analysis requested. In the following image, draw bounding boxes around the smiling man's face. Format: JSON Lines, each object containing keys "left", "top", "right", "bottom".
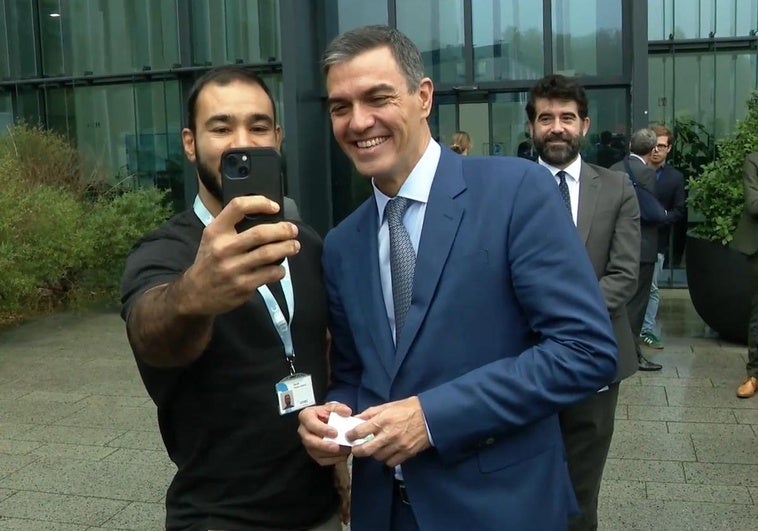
{"left": 529, "top": 97, "right": 590, "bottom": 169}
{"left": 326, "top": 46, "right": 433, "bottom": 196}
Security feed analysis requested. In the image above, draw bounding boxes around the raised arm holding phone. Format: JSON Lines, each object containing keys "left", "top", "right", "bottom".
{"left": 121, "top": 66, "right": 341, "bottom": 531}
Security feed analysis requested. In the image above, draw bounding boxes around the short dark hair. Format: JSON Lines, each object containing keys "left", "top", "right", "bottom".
{"left": 322, "top": 25, "right": 424, "bottom": 93}
{"left": 525, "top": 74, "right": 588, "bottom": 122}
{"left": 186, "top": 66, "right": 277, "bottom": 132}
{"left": 629, "top": 128, "right": 657, "bottom": 156}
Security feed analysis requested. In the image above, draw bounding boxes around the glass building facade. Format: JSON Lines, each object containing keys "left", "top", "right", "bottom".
{"left": 0, "top": 0, "right": 756, "bottom": 243}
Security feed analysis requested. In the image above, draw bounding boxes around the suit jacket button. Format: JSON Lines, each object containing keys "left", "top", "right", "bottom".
{"left": 484, "top": 437, "right": 495, "bottom": 446}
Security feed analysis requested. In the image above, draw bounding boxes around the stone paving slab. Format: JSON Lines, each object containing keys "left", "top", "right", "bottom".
{"left": 0, "top": 291, "right": 755, "bottom": 529}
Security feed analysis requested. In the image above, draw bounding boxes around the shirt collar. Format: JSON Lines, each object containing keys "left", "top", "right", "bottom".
{"left": 537, "top": 155, "right": 583, "bottom": 183}
{"left": 629, "top": 153, "right": 647, "bottom": 165}
{"left": 374, "top": 139, "right": 441, "bottom": 223}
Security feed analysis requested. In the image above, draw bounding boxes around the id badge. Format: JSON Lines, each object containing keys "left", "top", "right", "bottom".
{"left": 275, "top": 373, "right": 316, "bottom": 415}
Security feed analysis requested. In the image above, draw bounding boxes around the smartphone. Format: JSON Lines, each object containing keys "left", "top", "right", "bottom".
{"left": 221, "top": 147, "right": 284, "bottom": 232}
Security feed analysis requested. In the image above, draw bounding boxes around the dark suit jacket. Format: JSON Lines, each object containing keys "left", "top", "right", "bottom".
{"left": 611, "top": 156, "right": 659, "bottom": 263}
{"left": 654, "top": 165, "right": 686, "bottom": 254}
{"left": 578, "top": 162, "right": 641, "bottom": 381}
{"left": 731, "top": 153, "right": 758, "bottom": 257}
{"left": 323, "top": 148, "right": 617, "bottom": 531}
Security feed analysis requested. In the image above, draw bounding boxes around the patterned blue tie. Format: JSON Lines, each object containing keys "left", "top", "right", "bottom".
{"left": 385, "top": 197, "right": 415, "bottom": 340}
{"left": 557, "top": 170, "right": 572, "bottom": 214}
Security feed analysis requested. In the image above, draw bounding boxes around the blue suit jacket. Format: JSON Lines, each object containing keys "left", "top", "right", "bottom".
{"left": 323, "top": 148, "right": 618, "bottom": 530}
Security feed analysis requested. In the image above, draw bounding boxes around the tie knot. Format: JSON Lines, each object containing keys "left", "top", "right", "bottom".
{"left": 557, "top": 170, "right": 568, "bottom": 184}
{"left": 385, "top": 196, "right": 411, "bottom": 226}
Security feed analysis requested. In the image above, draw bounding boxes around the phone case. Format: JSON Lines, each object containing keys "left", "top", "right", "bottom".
{"left": 221, "top": 147, "right": 284, "bottom": 231}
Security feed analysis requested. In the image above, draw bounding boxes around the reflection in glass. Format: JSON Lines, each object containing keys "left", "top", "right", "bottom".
{"left": 648, "top": 56, "right": 674, "bottom": 126}
{"left": 0, "top": 92, "right": 12, "bottom": 132}
{"left": 44, "top": 86, "right": 75, "bottom": 140}
{"left": 40, "top": 0, "right": 180, "bottom": 76}
{"left": 396, "top": 0, "right": 465, "bottom": 85}
{"left": 472, "top": 1, "right": 543, "bottom": 82}
{"left": 191, "top": 0, "right": 280, "bottom": 66}
{"left": 0, "top": 0, "right": 37, "bottom": 78}
{"left": 717, "top": 0, "right": 758, "bottom": 37}
{"left": 552, "top": 0, "right": 623, "bottom": 77}
{"left": 336, "top": 0, "right": 387, "bottom": 32}
{"left": 491, "top": 92, "right": 530, "bottom": 158}
{"left": 429, "top": 97, "right": 456, "bottom": 147}
{"left": 74, "top": 85, "right": 134, "bottom": 180}
{"left": 583, "top": 88, "right": 628, "bottom": 168}
{"left": 672, "top": 0, "right": 714, "bottom": 39}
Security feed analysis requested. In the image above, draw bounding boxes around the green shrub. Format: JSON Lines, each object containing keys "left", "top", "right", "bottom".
{"left": 0, "top": 122, "right": 93, "bottom": 196}
{"left": 75, "top": 187, "right": 171, "bottom": 302}
{"left": 688, "top": 90, "right": 758, "bottom": 244}
{"left": 0, "top": 124, "right": 171, "bottom": 319}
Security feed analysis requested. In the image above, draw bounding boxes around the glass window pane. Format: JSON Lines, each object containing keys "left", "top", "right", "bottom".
{"left": 429, "top": 98, "right": 457, "bottom": 149}
{"left": 673, "top": 54, "right": 716, "bottom": 132}
{"left": 73, "top": 85, "right": 135, "bottom": 182}
{"left": 672, "top": 0, "right": 714, "bottom": 38}
{"left": 0, "top": 92, "right": 12, "bottom": 132}
{"left": 336, "top": 0, "right": 387, "bottom": 32}
{"left": 16, "top": 87, "right": 42, "bottom": 124}
{"left": 191, "top": 0, "right": 280, "bottom": 65}
{"left": 1, "top": 0, "right": 37, "bottom": 78}
{"left": 648, "top": 55, "right": 674, "bottom": 126}
{"left": 552, "top": 0, "right": 623, "bottom": 77}
{"left": 717, "top": 52, "right": 758, "bottom": 137}
{"left": 492, "top": 92, "right": 531, "bottom": 158}
{"left": 583, "top": 88, "right": 629, "bottom": 167}
{"left": 40, "top": 0, "right": 180, "bottom": 76}
{"left": 45, "top": 86, "right": 75, "bottom": 140}
{"left": 472, "top": 0, "right": 543, "bottom": 82}
{"left": 225, "top": 0, "right": 280, "bottom": 63}
{"left": 396, "top": 0, "right": 465, "bottom": 85}
{"left": 717, "top": 0, "right": 758, "bottom": 37}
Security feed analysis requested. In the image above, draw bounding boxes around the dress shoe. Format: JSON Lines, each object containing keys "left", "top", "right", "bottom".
{"left": 736, "top": 376, "right": 758, "bottom": 398}
{"left": 638, "top": 354, "right": 662, "bottom": 371}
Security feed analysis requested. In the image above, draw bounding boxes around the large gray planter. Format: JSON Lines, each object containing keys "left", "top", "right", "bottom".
{"left": 685, "top": 233, "right": 755, "bottom": 344}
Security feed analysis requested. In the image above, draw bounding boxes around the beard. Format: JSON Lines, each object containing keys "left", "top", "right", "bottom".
{"left": 533, "top": 132, "right": 583, "bottom": 167}
{"left": 195, "top": 150, "right": 223, "bottom": 203}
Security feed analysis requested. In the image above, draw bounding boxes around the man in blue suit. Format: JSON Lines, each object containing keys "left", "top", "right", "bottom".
{"left": 298, "top": 25, "right": 617, "bottom": 531}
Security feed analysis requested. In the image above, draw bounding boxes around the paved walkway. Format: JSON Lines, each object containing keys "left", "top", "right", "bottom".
{"left": 0, "top": 290, "right": 755, "bottom": 529}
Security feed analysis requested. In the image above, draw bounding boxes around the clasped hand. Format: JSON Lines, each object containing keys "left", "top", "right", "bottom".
{"left": 298, "top": 397, "right": 431, "bottom": 468}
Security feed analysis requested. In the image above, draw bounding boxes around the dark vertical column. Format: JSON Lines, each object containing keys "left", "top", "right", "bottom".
{"left": 176, "top": 1, "right": 198, "bottom": 209}
{"left": 280, "top": 0, "right": 332, "bottom": 234}
{"left": 629, "top": 0, "right": 649, "bottom": 130}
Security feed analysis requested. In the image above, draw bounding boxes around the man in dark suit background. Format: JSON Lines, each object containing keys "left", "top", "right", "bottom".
{"left": 298, "top": 25, "right": 618, "bottom": 531}
{"left": 527, "top": 74, "right": 641, "bottom": 531}
{"left": 732, "top": 153, "right": 758, "bottom": 398}
{"left": 639, "top": 124, "right": 686, "bottom": 350}
{"left": 612, "top": 129, "right": 664, "bottom": 371}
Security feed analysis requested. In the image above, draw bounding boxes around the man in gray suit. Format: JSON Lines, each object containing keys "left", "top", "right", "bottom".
{"left": 732, "top": 153, "right": 758, "bottom": 398}
{"left": 611, "top": 129, "right": 663, "bottom": 371}
{"left": 527, "top": 74, "right": 641, "bottom": 531}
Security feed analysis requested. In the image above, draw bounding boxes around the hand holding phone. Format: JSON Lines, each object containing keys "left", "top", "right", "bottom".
{"left": 221, "top": 147, "right": 284, "bottom": 232}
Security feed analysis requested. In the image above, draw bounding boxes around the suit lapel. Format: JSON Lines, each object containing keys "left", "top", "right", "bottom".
{"left": 347, "top": 202, "right": 396, "bottom": 376}
{"left": 393, "top": 150, "right": 466, "bottom": 373}
{"left": 577, "top": 162, "right": 599, "bottom": 244}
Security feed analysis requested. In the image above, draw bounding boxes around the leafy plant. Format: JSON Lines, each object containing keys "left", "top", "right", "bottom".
{"left": 669, "top": 117, "right": 715, "bottom": 182}
{"left": 0, "top": 124, "right": 171, "bottom": 320}
{"left": 688, "top": 90, "right": 758, "bottom": 244}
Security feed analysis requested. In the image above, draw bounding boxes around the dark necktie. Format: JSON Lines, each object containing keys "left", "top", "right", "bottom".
{"left": 384, "top": 197, "right": 415, "bottom": 339}
{"left": 557, "top": 170, "right": 572, "bottom": 215}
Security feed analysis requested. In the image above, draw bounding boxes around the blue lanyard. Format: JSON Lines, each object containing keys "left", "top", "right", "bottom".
{"left": 193, "top": 196, "right": 296, "bottom": 373}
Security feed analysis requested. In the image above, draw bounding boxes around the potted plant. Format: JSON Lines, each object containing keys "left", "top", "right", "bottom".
{"left": 686, "top": 90, "right": 758, "bottom": 343}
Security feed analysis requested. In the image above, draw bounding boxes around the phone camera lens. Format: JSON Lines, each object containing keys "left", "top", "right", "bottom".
{"left": 227, "top": 155, "right": 239, "bottom": 168}
{"left": 237, "top": 165, "right": 249, "bottom": 177}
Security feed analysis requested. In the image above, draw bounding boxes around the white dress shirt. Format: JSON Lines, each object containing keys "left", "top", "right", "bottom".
{"left": 373, "top": 139, "right": 441, "bottom": 343}
{"left": 538, "top": 155, "right": 583, "bottom": 226}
